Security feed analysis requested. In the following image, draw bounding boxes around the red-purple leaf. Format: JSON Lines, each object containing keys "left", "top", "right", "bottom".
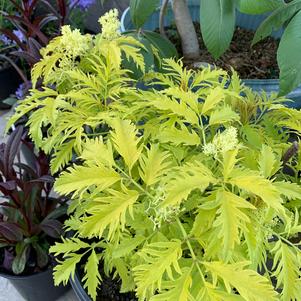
{"left": 40, "top": 219, "right": 63, "bottom": 238}
{"left": 0, "top": 222, "right": 23, "bottom": 242}
{"left": 0, "top": 181, "right": 17, "bottom": 191}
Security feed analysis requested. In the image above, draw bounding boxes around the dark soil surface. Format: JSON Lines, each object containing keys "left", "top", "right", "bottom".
{"left": 161, "top": 22, "right": 280, "bottom": 79}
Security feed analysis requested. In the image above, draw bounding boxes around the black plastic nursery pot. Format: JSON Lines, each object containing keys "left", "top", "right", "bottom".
{"left": 0, "top": 268, "right": 69, "bottom": 301}
{"left": 0, "top": 65, "right": 22, "bottom": 109}
{"left": 120, "top": 0, "right": 301, "bottom": 108}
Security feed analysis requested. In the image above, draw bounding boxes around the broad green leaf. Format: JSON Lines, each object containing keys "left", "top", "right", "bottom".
{"left": 139, "top": 145, "right": 171, "bottom": 186}
{"left": 130, "top": 0, "right": 160, "bottom": 28}
{"left": 12, "top": 243, "right": 29, "bottom": 275}
{"left": 203, "top": 261, "right": 279, "bottom": 301}
{"left": 228, "top": 169, "right": 283, "bottom": 212}
{"left": 278, "top": 11, "right": 301, "bottom": 95}
{"left": 271, "top": 240, "right": 301, "bottom": 300}
{"left": 162, "top": 162, "right": 216, "bottom": 207}
{"left": 83, "top": 250, "right": 102, "bottom": 301}
{"left": 201, "top": 87, "right": 225, "bottom": 114}
{"left": 80, "top": 187, "right": 139, "bottom": 239}
{"left": 110, "top": 119, "right": 142, "bottom": 170}
{"left": 258, "top": 144, "right": 277, "bottom": 178}
{"left": 209, "top": 105, "right": 240, "bottom": 125}
{"left": 213, "top": 190, "right": 255, "bottom": 258}
{"left": 133, "top": 240, "right": 182, "bottom": 300}
{"left": 53, "top": 253, "right": 82, "bottom": 285}
{"left": 253, "top": 1, "right": 301, "bottom": 45}
{"left": 200, "top": 0, "right": 236, "bottom": 59}
{"left": 54, "top": 165, "right": 121, "bottom": 197}
{"left": 150, "top": 268, "right": 192, "bottom": 301}
{"left": 238, "top": 0, "right": 285, "bottom": 14}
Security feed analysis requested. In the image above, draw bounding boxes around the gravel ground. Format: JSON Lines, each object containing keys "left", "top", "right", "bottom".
{"left": 0, "top": 110, "right": 78, "bottom": 301}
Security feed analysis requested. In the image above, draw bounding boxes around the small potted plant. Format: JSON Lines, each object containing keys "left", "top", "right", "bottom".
{"left": 0, "top": 126, "right": 69, "bottom": 301}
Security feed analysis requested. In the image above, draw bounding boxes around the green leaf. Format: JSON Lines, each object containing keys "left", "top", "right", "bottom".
{"left": 12, "top": 243, "right": 29, "bottom": 275}
{"left": 130, "top": 0, "right": 160, "bottom": 28}
{"left": 80, "top": 187, "right": 139, "bottom": 239}
{"left": 133, "top": 240, "right": 182, "bottom": 300}
{"left": 110, "top": 119, "right": 142, "bottom": 170}
{"left": 253, "top": 1, "right": 301, "bottom": 45}
{"left": 53, "top": 253, "right": 82, "bottom": 286}
{"left": 238, "top": 0, "right": 285, "bottom": 14}
{"left": 213, "top": 190, "right": 255, "bottom": 258}
{"left": 200, "top": 0, "right": 236, "bottom": 59}
{"left": 150, "top": 267, "right": 192, "bottom": 301}
{"left": 202, "top": 87, "right": 226, "bottom": 115}
{"left": 32, "top": 243, "right": 49, "bottom": 269}
{"left": 271, "top": 240, "right": 301, "bottom": 300}
{"left": 139, "top": 144, "right": 171, "bottom": 186}
{"left": 112, "top": 235, "right": 145, "bottom": 258}
{"left": 203, "top": 261, "right": 279, "bottom": 301}
{"left": 278, "top": 10, "right": 301, "bottom": 95}
{"left": 54, "top": 165, "right": 120, "bottom": 197}
{"left": 82, "top": 250, "right": 101, "bottom": 301}
{"left": 258, "top": 144, "right": 277, "bottom": 178}
{"left": 209, "top": 105, "right": 240, "bottom": 125}
{"left": 274, "top": 181, "right": 301, "bottom": 200}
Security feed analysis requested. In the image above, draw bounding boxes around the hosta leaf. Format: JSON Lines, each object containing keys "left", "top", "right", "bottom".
{"left": 203, "top": 261, "right": 278, "bottom": 301}
{"left": 53, "top": 253, "right": 82, "bottom": 286}
{"left": 139, "top": 144, "right": 171, "bottom": 186}
{"left": 200, "top": 0, "right": 235, "bottom": 59}
{"left": 213, "top": 190, "right": 255, "bottom": 259}
{"left": 54, "top": 165, "right": 120, "bottom": 197}
{"left": 133, "top": 240, "right": 182, "bottom": 300}
{"left": 228, "top": 169, "right": 283, "bottom": 212}
{"left": 201, "top": 87, "right": 225, "bottom": 114}
{"left": 150, "top": 267, "right": 192, "bottom": 301}
{"left": 83, "top": 250, "right": 102, "bottom": 301}
{"left": 80, "top": 187, "right": 139, "bottom": 239}
{"left": 110, "top": 119, "right": 142, "bottom": 170}
{"left": 271, "top": 240, "right": 301, "bottom": 300}
{"left": 258, "top": 144, "right": 277, "bottom": 178}
{"left": 209, "top": 105, "right": 240, "bottom": 125}
{"left": 278, "top": 10, "right": 301, "bottom": 95}
{"left": 162, "top": 162, "right": 216, "bottom": 207}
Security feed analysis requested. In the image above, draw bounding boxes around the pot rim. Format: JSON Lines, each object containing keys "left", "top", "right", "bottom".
{"left": 0, "top": 267, "right": 52, "bottom": 280}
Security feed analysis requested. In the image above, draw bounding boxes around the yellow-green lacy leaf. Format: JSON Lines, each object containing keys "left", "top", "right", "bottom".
{"left": 80, "top": 187, "right": 139, "bottom": 239}
{"left": 50, "top": 237, "right": 90, "bottom": 256}
{"left": 139, "top": 144, "right": 171, "bottom": 186}
{"left": 82, "top": 250, "right": 102, "bottom": 301}
{"left": 51, "top": 140, "right": 75, "bottom": 174}
{"left": 274, "top": 181, "right": 301, "bottom": 200}
{"left": 258, "top": 144, "right": 278, "bottom": 178}
{"left": 162, "top": 162, "right": 216, "bottom": 207}
{"left": 228, "top": 169, "right": 283, "bottom": 212}
{"left": 112, "top": 235, "right": 146, "bottom": 259}
{"left": 222, "top": 148, "right": 239, "bottom": 180}
{"left": 271, "top": 240, "right": 301, "bottom": 301}
{"left": 110, "top": 119, "right": 142, "bottom": 170}
{"left": 213, "top": 190, "right": 255, "bottom": 259}
{"left": 54, "top": 165, "right": 120, "bottom": 197}
{"left": 201, "top": 87, "right": 225, "bottom": 115}
{"left": 209, "top": 105, "right": 240, "bottom": 125}
{"left": 150, "top": 267, "right": 192, "bottom": 301}
{"left": 203, "top": 261, "right": 278, "bottom": 301}
{"left": 133, "top": 240, "right": 182, "bottom": 300}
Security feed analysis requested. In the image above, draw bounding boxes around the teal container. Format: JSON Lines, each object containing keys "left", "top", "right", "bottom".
{"left": 121, "top": 2, "right": 301, "bottom": 108}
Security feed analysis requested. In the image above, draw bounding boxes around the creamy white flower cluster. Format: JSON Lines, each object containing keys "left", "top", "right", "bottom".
{"left": 99, "top": 9, "right": 121, "bottom": 40}
{"left": 203, "top": 126, "right": 238, "bottom": 157}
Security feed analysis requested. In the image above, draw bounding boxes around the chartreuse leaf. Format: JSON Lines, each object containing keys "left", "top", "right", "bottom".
{"left": 222, "top": 148, "right": 239, "bottom": 180}
{"left": 238, "top": 0, "right": 284, "bottom": 14}
{"left": 203, "top": 261, "right": 279, "bottom": 301}
{"left": 150, "top": 267, "right": 192, "bottom": 301}
{"left": 53, "top": 253, "right": 82, "bottom": 286}
{"left": 110, "top": 119, "right": 142, "bottom": 170}
{"left": 258, "top": 144, "right": 277, "bottom": 178}
{"left": 201, "top": 87, "right": 225, "bottom": 115}
{"left": 54, "top": 165, "right": 121, "bottom": 197}
{"left": 50, "top": 237, "right": 90, "bottom": 256}
{"left": 213, "top": 190, "right": 256, "bottom": 259}
{"left": 139, "top": 145, "right": 171, "bottom": 186}
{"left": 209, "top": 105, "right": 240, "bottom": 125}
{"left": 80, "top": 187, "right": 139, "bottom": 239}
{"left": 51, "top": 140, "right": 75, "bottom": 174}
{"left": 82, "top": 250, "right": 101, "bottom": 301}
{"left": 228, "top": 169, "right": 284, "bottom": 212}
{"left": 133, "top": 240, "right": 182, "bottom": 300}
{"left": 271, "top": 240, "right": 301, "bottom": 300}
{"left": 200, "top": 0, "right": 236, "bottom": 59}
{"left": 278, "top": 10, "right": 301, "bottom": 96}
{"left": 112, "top": 235, "right": 145, "bottom": 258}
{"left": 274, "top": 181, "right": 301, "bottom": 200}
{"left": 161, "top": 162, "right": 216, "bottom": 207}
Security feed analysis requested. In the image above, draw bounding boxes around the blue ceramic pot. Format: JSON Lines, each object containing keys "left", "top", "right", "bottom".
{"left": 121, "top": 2, "right": 301, "bottom": 108}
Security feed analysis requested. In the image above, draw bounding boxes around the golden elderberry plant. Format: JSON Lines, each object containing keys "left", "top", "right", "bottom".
{"left": 6, "top": 9, "right": 175, "bottom": 175}
{"left": 48, "top": 59, "right": 301, "bottom": 301}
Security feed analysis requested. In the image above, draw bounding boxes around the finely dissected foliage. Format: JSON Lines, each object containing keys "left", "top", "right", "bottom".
{"left": 9, "top": 11, "right": 301, "bottom": 301}
{"left": 49, "top": 59, "right": 301, "bottom": 300}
